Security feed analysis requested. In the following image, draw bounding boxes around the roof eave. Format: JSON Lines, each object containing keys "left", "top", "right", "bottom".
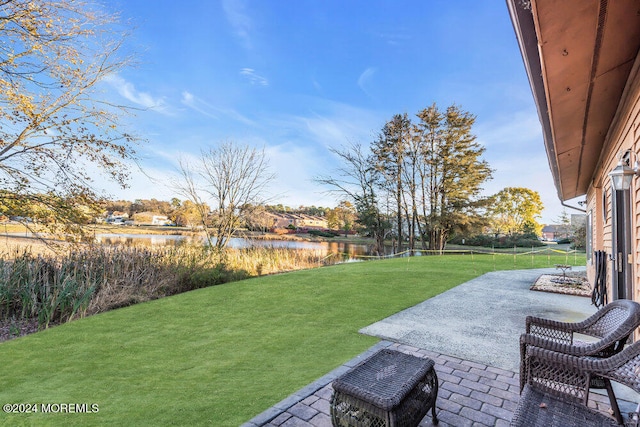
{"left": 506, "top": 0, "right": 565, "bottom": 201}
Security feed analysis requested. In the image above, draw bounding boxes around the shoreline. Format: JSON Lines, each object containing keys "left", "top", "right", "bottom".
{"left": 0, "top": 224, "right": 376, "bottom": 256}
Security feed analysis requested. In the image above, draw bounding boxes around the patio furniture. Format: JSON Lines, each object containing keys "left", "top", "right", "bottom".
{"left": 519, "top": 299, "right": 640, "bottom": 424}
{"left": 511, "top": 341, "right": 640, "bottom": 426}
{"left": 330, "top": 349, "right": 438, "bottom": 427}
{"left": 554, "top": 264, "right": 572, "bottom": 282}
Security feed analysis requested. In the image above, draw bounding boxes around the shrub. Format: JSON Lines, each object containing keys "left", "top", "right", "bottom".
{"left": 308, "top": 229, "right": 339, "bottom": 238}
{"left": 450, "top": 233, "right": 544, "bottom": 248}
{"left": 572, "top": 224, "right": 586, "bottom": 250}
{"left": 184, "top": 266, "right": 249, "bottom": 290}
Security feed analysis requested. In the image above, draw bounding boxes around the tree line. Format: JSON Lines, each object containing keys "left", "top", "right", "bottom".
{"left": 318, "top": 104, "right": 543, "bottom": 254}
{"left": 100, "top": 198, "right": 354, "bottom": 230}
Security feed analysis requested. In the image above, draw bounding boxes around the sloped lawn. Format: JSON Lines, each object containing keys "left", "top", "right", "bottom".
{"left": 0, "top": 253, "right": 584, "bottom": 426}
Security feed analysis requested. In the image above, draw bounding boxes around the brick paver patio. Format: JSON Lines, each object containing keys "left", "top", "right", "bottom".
{"left": 243, "top": 341, "right": 634, "bottom": 427}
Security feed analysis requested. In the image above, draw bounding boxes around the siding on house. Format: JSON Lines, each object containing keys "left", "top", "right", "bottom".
{"left": 507, "top": 0, "right": 640, "bottom": 315}
{"left": 586, "top": 50, "right": 640, "bottom": 302}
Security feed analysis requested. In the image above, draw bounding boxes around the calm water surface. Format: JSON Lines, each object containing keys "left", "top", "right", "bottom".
{"left": 93, "top": 233, "right": 388, "bottom": 258}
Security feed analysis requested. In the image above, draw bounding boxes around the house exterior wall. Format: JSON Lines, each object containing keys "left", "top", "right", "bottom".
{"left": 586, "top": 49, "right": 640, "bottom": 304}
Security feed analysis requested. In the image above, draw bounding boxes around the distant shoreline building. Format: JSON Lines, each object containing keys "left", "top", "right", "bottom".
{"left": 266, "top": 212, "right": 328, "bottom": 231}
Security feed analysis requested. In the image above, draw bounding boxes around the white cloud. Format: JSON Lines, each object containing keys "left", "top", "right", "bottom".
{"left": 103, "top": 74, "right": 172, "bottom": 115}
{"left": 180, "top": 90, "right": 256, "bottom": 126}
{"left": 264, "top": 142, "right": 337, "bottom": 207}
{"left": 377, "top": 31, "right": 411, "bottom": 46}
{"left": 262, "top": 98, "right": 382, "bottom": 150}
{"left": 475, "top": 110, "right": 542, "bottom": 149}
{"left": 181, "top": 91, "right": 219, "bottom": 119}
{"left": 240, "top": 68, "right": 269, "bottom": 86}
{"left": 357, "top": 67, "right": 377, "bottom": 98}
{"left": 311, "top": 78, "right": 323, "bottom": 93}
{"left": 222, "top": 0, "right": 252, "bottom": 49}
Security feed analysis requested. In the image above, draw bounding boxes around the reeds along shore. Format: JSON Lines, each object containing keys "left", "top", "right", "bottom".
{"left": 0, "top": 244, "right": 339, "bottom": 330}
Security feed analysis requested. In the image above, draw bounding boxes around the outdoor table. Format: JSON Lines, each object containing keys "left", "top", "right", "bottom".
{"left": 330, "top": 349, "right": 438, "bottom": 427}
{"left": 555, "top": 264, "right": 572, "bottom": 282}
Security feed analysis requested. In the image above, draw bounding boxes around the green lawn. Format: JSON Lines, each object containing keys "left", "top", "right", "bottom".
{"left": 0, "top": 253, "right": 584, "bottom": 426}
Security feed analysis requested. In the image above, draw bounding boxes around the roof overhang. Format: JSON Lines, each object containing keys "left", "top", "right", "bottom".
{"left": 506, "top": 0, "right": 640, "bottom": 201}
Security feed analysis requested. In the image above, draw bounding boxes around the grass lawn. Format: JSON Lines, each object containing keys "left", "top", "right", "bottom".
{"left": 0, "top": 253, "right": 585, "bottom": 426}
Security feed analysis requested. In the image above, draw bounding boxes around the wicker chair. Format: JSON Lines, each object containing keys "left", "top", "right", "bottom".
{"left": 511, "top": 341, "right": 640, "bottom": 426}
{"left": 519, "top": 299, "right": 640, "bottom": 424}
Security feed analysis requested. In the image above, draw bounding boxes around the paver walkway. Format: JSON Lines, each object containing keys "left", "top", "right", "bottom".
{"left": 243, "top": 268, "right": 639, "bottom": 426}
{"left": 243, "top": 340, "right": 635, "bottom": 427}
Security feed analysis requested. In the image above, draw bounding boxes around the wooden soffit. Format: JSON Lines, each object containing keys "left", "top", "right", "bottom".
{"left": 507, "top": 0, "right": 640, "bottom": 201}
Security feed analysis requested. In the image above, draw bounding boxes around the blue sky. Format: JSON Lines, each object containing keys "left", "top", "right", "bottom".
{"left": 99, "top": 0, "right": 579, "bottom": 224}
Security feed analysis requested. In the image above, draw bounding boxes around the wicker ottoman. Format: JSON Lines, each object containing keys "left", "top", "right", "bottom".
{"left": 330, "top": 349, "right": 438, "bottom": 427}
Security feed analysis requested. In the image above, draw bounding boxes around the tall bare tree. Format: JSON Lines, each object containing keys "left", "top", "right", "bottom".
{"left": 316, "top": 142, "right": 389, "bottom": 255}
{"left": 321, "top": 104, "right": 491, "bottom": 255}
{"left": 414, "top": 104, "right": 442, "bottom": 250}
{"left": 175, "top": 142, "right": 275, "bottom": 251}
{"left": 0, "top": 0, "right": 137, "bottom": 235}
{"left": 429, "top": 105, "right": 492, "bottom": 251}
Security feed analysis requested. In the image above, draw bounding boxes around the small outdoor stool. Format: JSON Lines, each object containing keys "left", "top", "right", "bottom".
{"left": 330, "top": 349, "right": 438, "bottom": 426}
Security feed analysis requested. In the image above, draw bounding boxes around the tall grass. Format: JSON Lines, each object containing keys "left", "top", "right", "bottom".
{"left": 225, "top": 246, "right": 335, "bottom": 276}
{"left": 0, "top": 242, "right": 586, "bottom": 331}
{"left": 0, "top": 244, "right": 340, "bottom": 329}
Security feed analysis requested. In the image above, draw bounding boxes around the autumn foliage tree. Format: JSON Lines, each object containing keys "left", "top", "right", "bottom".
{"left": 326, "top": 200, "right": 357, "bottom": 236}
{"left": 488, "top": 187, "right": 543, "bottom": 235}
{"left": 0, "top": 0, "right": 137, "bottom": 235}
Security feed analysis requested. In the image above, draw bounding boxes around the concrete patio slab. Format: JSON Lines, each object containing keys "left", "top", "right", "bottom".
{"left": 359, "top": 267, "right": 595, "bottom": 372}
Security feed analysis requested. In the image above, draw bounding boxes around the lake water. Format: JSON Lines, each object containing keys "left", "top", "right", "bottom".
{"left": 3, "top": 231, "right": 406, "bottom": 258}
{"left": 93, "top": 233, "right": 387, "bottom": 258}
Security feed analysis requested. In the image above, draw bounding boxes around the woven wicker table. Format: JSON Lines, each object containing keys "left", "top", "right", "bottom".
{"left": 330, "top": 349, "right": 438, "bottom": 427}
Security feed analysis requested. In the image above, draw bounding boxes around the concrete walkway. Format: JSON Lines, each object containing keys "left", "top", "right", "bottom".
{"left": 243, "top": 268, "right": 640, "bottom": 427}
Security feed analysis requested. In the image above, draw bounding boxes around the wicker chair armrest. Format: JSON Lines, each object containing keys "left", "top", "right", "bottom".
{"left": 527, "top": 343, "right": 640, "bottom": 396}
{"left": 520, "top": 332, "right": 628, "bottom": 357}
{"left": 525, "top": 316, "right": 576, "bottom": 342}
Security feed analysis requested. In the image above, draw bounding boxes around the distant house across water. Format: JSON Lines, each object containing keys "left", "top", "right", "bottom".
{"left": 132, "top": 212, "right": 173, "bottom": 226}
{"left": 266, "top": 212, "right": 328, "bottom": 231}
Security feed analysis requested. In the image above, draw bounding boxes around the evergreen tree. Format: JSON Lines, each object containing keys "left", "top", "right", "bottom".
{"left": 321, "top": 103, "right": 492, "bottom": 254}
{"left": 415, "top": 104, "right": 492, "bottom": 251}
{"left": 372, "top": 113, "right": 411, "bottom": 253}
